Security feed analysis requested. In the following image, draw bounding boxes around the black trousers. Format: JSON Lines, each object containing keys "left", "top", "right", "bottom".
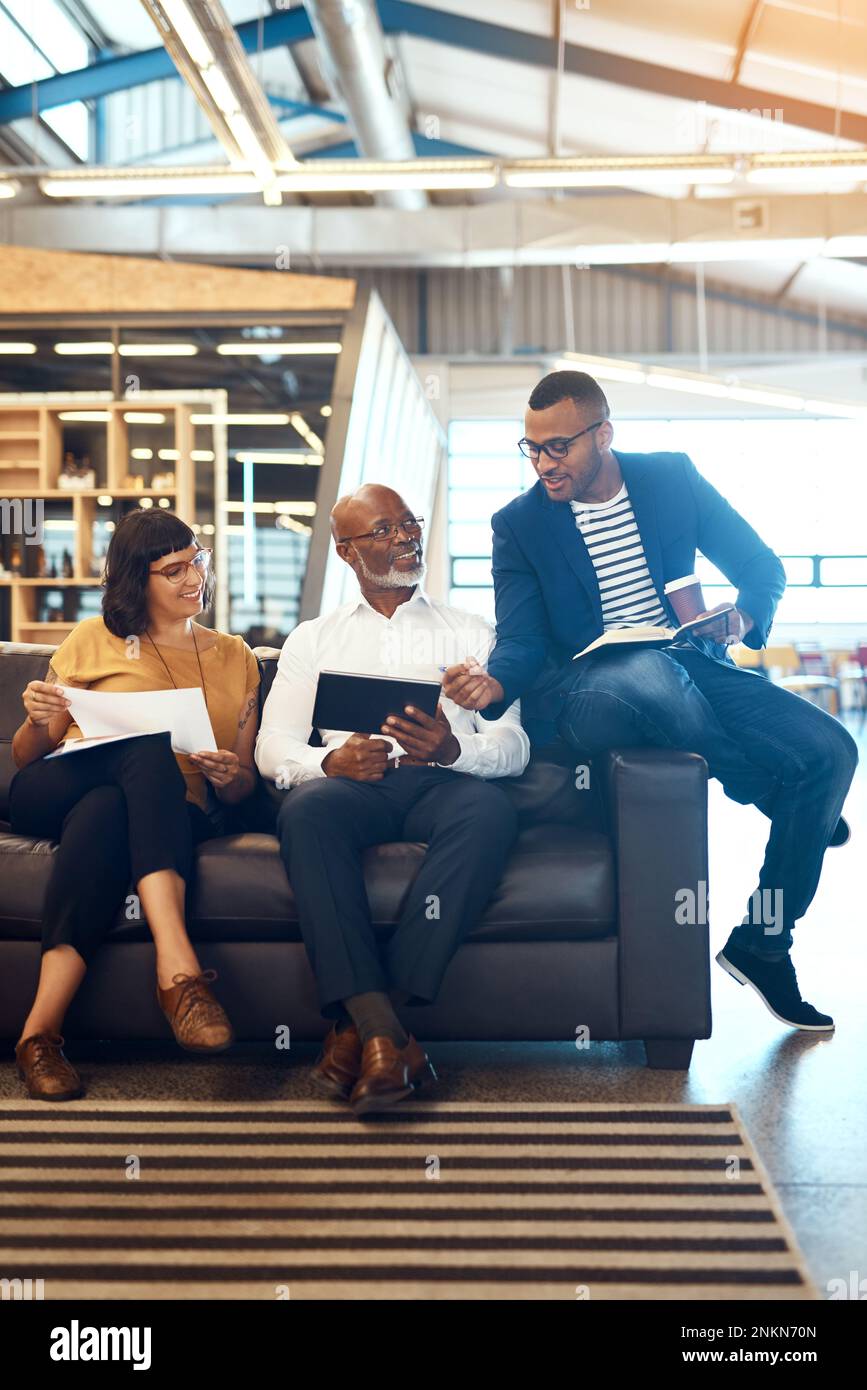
{"left": 9, "top": 732, "right": 220, "bottom": 963}
{"left": 277, "top": 766, "right": 519, "bottom": 1020}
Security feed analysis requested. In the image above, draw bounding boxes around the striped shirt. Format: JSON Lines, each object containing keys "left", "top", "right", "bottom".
{"left": 570, "top": 482, "right": 669, "bottom": 630}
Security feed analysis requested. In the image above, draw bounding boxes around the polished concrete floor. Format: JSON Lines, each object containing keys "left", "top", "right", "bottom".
{"left": 2, "top": 711, "right": 865, "bottom": 1299}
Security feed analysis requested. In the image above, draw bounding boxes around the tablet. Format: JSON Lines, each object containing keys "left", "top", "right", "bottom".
{"left": 312, "top": 670, "right": 442, "bottom": 736}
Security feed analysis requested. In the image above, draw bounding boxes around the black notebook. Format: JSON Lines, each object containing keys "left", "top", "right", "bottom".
{"left": 312, "top": 670, "right": 442, "bottom": 735}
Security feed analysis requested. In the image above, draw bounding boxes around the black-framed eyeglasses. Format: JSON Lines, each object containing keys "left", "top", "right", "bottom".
{"left": 518, "top": 421, "right": 605, "bottom": 462}
{"left": 337, "top": 516, "right": 425, "bottom": 545}
{"left": 149, "top": 548, "right": 212, "bottom": 585}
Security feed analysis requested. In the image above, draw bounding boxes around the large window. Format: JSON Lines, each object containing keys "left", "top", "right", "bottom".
{"left": 448, "top": 417, "right": 867, "bottom": 627}
{"left": 0, "top": 0, "right": 91, "bottom": 159}
{"left": 227, "top": 526, "right": 310, "bottom": 644}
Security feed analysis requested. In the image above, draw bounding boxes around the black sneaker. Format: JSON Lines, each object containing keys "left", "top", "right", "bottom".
{"left": 829, "top": 815, "right": 851, "bottom": 848}
{"left": 716, "top": 939, "right": 834, "bottom": 1031}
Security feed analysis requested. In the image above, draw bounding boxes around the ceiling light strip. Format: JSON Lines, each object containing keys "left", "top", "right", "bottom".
{"left": 557, "top": 352, "right": 867, "bottom": 416}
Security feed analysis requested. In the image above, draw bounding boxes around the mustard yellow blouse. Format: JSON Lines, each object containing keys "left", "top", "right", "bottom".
{"left": 49, "top": 615, "right": 260, "bottom": 812}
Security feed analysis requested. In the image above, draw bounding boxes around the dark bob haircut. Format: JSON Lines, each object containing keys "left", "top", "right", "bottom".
{"left": 528, "top": 370, "right": 610, "bottom": 420}
{"left": 101, "top": 508, "right": 215, "bottom": 638}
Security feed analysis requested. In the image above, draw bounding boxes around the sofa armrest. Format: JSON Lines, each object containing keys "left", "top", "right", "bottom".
{"left": 602, "top": 748, "right": 711, "bottom": 1041}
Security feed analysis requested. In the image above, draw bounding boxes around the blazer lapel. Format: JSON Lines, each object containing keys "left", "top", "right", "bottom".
{"left": 615, "top": 451, "right": 667, "bottom": 612}
{"left": 536, "top": 479, "right": 604, "bottom": 628}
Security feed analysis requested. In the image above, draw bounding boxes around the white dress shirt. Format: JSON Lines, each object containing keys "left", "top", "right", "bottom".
{"left": 255, "top": 587, "right": 530, "bottom": 788}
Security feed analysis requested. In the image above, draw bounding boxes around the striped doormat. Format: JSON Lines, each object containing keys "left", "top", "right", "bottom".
{"left": 0, "top": 1100, "right": 817, "bottom": 1300}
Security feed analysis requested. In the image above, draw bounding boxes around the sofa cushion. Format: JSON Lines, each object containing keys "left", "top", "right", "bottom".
{"left": 0, "top": 643, "right": 56, "bottom": 820}
{"left": 0, "top": 822, "right": 614, "bottom": 946}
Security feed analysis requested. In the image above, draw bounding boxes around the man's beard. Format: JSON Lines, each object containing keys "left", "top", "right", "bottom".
{"left": 571, "top": 438, "right": 605, "bottom": 501}
{"left": 356, "top": 552, "right": 427, "bottom": 589}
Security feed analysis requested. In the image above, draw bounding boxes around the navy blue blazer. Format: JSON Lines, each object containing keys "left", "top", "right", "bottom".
{"left": 482, "top": 449, "right": 786, "bottom": 745}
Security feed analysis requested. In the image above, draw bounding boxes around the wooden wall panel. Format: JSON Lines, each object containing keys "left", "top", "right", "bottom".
{"left": 0, "top": 245, "right": 356, "bottom": 315}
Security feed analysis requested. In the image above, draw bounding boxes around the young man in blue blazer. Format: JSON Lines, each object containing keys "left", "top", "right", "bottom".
{"left": 444, "top": 370, "right": 857, "bottom": 1032}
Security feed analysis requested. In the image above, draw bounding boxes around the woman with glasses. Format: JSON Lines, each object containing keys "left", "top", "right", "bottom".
{"left": 9, "top": 508, "right": 260, "bottom": 1100}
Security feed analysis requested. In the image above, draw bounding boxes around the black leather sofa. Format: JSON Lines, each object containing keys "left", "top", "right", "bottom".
{"left": 0, "top": 640, "right": 711, "bottom": 1067}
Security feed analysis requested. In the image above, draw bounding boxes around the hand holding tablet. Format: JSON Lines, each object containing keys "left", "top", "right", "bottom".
{"left": 381, "top": 704, "right": 460, "bottom": 767}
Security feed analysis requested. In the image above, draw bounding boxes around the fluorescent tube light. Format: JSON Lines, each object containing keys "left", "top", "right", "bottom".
{"left": 558, "top": 353, "right": 647, "bottom": 384}
{"left": 40, "top": 172, "right": 260, "bottom": 198}
{"left": 289, "top": 412, "right": 324, "bottom": 454}
{"left": 274, "top": 501, "right": 317, "bottom": 515}
{"left": 276, "top": 160, "right": 497, "bottom": 193}
{"left": 190, "top": 413, "right": 290, "bottom": 425}
{"left": 556, "top": 351, "right": 867, "bottom": 416}
{"left": 802, "top": 398, "right": 867, "bottom": 418}
{"left": 234, "top": 451, "right": 323, "bottom": 465}
{"left": 158, "top": 0, "right": 215, "bottom": 68}
{"left": 645, "top": 372, "right": 731, "bottom": 398}
{"left": 199, "top": 64, "right": 238, "bottom": 117}
{"left": 224, "top": 110, "right": 274, "bottom": 187}
{"left": 57, "top": 410, "right": 111, "bottom": 421}
{"left": 669, "top": 239, "right": 825, "bottom": 263}
{"left": 746, "top": 162, "right": 867, "bottom": 186}
{"left": 123, "top": 412, "right": 167, "bottom": 424}
{"left": 118, "top": 343, "right": 199, "bottom": 357}
{"left": 505, "top": 164, "right": 734, "bottom": 188}
{"left": 574, "top": 244, "right": 671, "bottom": 265}
{"left": 725, "top": 386, "right": 805, "bottom": 409}
{"left": 216, "top": 342, "right": 342, "bottom": 356}
{"left": 54, "top": 342, "right": 115, "bottom": 355}
{"left": 275, "top": 515, "right": 313, "bottom": 535}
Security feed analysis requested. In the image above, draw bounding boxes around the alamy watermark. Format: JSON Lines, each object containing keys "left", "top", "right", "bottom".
{"left": 1, "top": 1276, "right": 44, "bottom": 1299}
{"left": 675, "top": 880, "right": 784, "bottom": 935}
{"left": 0, "top": 498, "right": 44, "bottom": 545}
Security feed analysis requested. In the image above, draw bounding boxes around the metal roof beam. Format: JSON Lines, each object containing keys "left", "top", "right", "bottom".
{"left": 0, "top": 7, "right": 314, "bottom": 123}
{"left": 1, "top": 0, "right": 866, "bottom": 147}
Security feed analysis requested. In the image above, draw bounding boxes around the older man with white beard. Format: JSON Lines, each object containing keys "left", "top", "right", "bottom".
{"left": 255, "top": 484, "right": 528, "bottom": 1115}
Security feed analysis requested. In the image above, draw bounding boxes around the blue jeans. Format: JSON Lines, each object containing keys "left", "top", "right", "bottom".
{"left": 555, "top": 644, "right": 859, "bottom": 954}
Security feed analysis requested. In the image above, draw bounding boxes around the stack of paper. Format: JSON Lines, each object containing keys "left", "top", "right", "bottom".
{"left": 46, "top": 686, "right": 217, "bottom": 759}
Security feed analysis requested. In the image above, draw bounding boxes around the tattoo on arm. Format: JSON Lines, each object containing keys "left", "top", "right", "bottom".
{"left": 238, "top": 693, "right": 257, "bottom": 731}
{"left": 45, "top": 664, "right": 59, "bottom": 685}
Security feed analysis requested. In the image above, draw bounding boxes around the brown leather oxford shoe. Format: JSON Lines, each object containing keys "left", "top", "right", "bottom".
{"left": 310, "top": 1021, "right": 363, "bottom": 1101}
{"left": 16, "top": 1032, "right": 83, "bottom": 1101}
{"left": 157, "top": 969, "right": 234, "bottom": 1053}
{"left": 350, "top": 1033, "right": 437, "bottom": 1116}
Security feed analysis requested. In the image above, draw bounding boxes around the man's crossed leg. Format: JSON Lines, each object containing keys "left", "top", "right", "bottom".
{"left": 555, "top": 645, "right": 858, "bottom": 1030}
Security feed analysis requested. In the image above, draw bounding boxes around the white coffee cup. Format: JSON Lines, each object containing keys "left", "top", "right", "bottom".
{"left": 663, "top": 574, "right": 706, "bottom": 624}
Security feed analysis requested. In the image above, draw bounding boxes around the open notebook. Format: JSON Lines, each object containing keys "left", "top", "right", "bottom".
{"left": 573, "top": 605, "right": 737, "bottom": 661}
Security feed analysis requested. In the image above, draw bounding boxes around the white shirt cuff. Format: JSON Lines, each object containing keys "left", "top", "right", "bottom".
{"left": 438, "top": 731, "right": 475, "bottom": 774}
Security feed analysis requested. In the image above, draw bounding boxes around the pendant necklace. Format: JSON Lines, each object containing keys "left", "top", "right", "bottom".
{"left": 144, "top": 623, "right": 209, "bottom": 707}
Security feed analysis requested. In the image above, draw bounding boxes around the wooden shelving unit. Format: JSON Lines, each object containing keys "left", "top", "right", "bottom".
{"left": 0, "top": 395, "right": 218, "bottom": 644}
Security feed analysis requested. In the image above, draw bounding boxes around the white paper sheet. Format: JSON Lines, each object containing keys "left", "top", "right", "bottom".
{"left": 58, "top": 685, "right": 217, "bottom": 754}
